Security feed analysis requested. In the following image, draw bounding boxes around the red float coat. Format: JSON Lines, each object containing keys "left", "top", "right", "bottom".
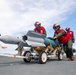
{"left": 66, "top": 30, "right": 74, "bottom": 42}
{"left": 34, "top": 26, "right": 46, "bottom": 35}
{"left": 54, "top": 29, "right": 70, "bottom": 44}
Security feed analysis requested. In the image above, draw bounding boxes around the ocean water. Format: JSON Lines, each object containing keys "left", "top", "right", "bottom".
{"left": 0, "top": 48, "right": 76, "bottom": 56}
{"left": 0, "top": 49, "right": 18, "bottom": 54}
{"left": 0, "top": 44, "right": 31, "bottom": 54}
{"left": 0, "top": 43, "right": 76, "bottom": 55}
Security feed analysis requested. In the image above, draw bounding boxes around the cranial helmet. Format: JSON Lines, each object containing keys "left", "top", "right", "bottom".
{"left": 65, "top": 27, "right": 70, "bottom": 31}
{"left": 35, "top": 21, "right": 41, "bottom": 27}
{"left": 53, "top": 23, "right": 60, "bottom": 29}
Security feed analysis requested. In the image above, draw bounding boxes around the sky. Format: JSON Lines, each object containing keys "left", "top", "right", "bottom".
{"left": 0, "top": 0, "right": 76, "bottom": 53}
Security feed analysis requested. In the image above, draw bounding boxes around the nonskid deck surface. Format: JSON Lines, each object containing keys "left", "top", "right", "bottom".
{"left": 0, "top": 55, "right": 76, "bottom": 75}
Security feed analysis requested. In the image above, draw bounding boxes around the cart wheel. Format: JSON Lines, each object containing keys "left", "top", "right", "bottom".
{"left": 23, "top": 51, "right": 31, "bottom": 63}
{"left": 39, "top": 51, "right": 47, "bottom": 64}
{"left": 58, "top": 52, "right": 63, "bottom": 60}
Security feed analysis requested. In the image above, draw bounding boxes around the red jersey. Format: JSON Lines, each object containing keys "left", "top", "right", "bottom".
{"left": 66, "top": 30, "right": 74, "bottom": 42}
{"left": 34, "top": 26, "right": 46, "bottom": 35}
{"left": 54, "top": 29, "right": 69, "bottom": 44}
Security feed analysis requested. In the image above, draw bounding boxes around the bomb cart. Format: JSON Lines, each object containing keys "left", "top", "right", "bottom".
{"left": 22, "top": 31, "right": 63, "bottom": 64}
{"left": 0, "top": 31, "right": 63, "bottom": 64}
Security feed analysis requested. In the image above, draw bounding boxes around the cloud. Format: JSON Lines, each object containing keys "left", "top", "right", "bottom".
{"left": 73, "top": 45, "right": 76, "bottom": 49}
{"left": 0, "top": 0, "right": 76, "bottom": 53}
{"left": 0, "top": 0, "right": 76, "bottom": 35}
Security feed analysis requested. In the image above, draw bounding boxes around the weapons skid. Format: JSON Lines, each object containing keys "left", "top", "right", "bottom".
{"left": 0, "top": 30, "right": 63, "bottom": 64}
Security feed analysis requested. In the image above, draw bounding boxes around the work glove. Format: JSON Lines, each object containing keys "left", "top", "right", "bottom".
{"left": 53, "top": 36, "right": 57, "bottom": 40}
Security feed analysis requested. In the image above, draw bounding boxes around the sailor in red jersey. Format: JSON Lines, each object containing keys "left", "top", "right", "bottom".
{"left": 34, "top": 21, "right": 47, "bottom": 36}
{"left": 65, "top": 27, "right": 75, "bottom": 43}
{"left": 65, "top": 27, "right": 75, "bottom": 60}
{"left": 53, "top": 24, "right": 69, "bottom": 44}
{"left": 53, "top": 24, "right": 74, "bottom": 61}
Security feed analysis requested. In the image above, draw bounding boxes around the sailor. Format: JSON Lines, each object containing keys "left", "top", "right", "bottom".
{"left": 65, "top": 27, "right": 75, "bottom": 43}
{"left": 53, "top": 24, "right": 74, "bottom": 61}
{"left": 15, "top": 42, "right": 24, "bottom": 56}
{"left": 34, "top": 21, "right": 47, "bottom": 36}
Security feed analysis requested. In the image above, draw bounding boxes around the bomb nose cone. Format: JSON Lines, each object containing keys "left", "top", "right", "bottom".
{"left": 0, "top": 35, "right": 22, "bottom": 44}
{"left": 23, "top": 35, "right": 28, "bottom": 41}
